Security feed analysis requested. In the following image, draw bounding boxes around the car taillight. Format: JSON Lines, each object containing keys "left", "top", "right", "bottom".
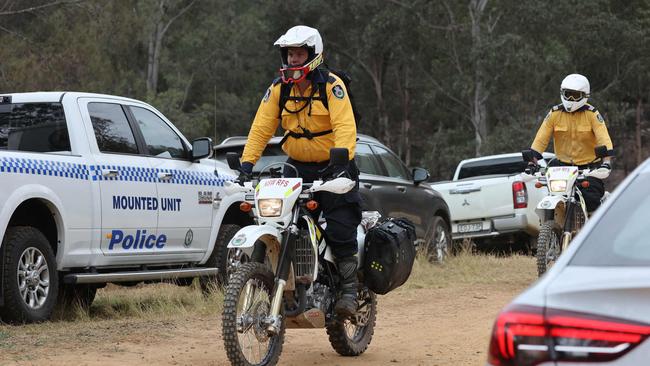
{"left": 488, "top": 304, "right": 650, "bottom": 366}
{"left": 512, "top": 181, "right": 527, "bottom": 209}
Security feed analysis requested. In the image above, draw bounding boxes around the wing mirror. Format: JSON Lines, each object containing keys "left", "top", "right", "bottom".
{"left": 412, "top": 167, "right": 430, "bottom": 185}
{"left": 329, "top": 147, "right": 349, "bottom": 166}
{"left": 191, "top": 137, "right": 213, "bottom": 161}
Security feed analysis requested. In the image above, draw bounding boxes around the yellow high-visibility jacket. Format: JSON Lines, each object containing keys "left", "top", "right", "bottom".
{"left": 241, "top": 71, "right": 356, "bottom": 164}
{"left": 531, "top": 103, "right": 613, "bottom": 165}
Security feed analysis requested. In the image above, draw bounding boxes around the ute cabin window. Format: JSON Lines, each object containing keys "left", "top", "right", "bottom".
{"left": 355, "top": 143, "right": 382, "bottom": 175}
{"left": 371, "top": 145, "right": 410, "bottom": 180}
{"left": 0, "top": 102, "right": 71, "bottom": 153}
{"left": 88, "top": 102, "right": 138, "bottom": 154}
{"left": 130, "top": 107, "right": 186, "bottom": 159}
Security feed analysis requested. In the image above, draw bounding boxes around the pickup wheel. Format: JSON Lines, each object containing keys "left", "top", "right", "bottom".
{"left": 200, "top": 224, "right": 241, "bottom": 293}
{"left": 425, "top": 216, "right": 452, "bottom": 263}
{"left": 0, "top": 226, "right": 58, "bottom": 323}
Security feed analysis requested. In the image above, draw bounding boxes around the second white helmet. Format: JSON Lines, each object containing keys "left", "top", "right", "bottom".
{"left": 560, "top": 74, "right": 590, "bottom": 112}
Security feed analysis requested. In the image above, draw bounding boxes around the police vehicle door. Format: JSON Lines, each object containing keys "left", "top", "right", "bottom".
{"left": 126, "top": 105, "right": 213, "bottom": 259}
{"left": 81, "top": 100, "right": 159, "bottom": 259}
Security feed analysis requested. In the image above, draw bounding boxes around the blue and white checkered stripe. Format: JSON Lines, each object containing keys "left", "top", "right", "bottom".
{"left": 0, "top": 157, "right": 89, "bottom": 180}
{"left": 89, "top": 165, "right": 159, "bottom": 183}
{"left": 0, "top": 157, "right": 235, "bottom": 186}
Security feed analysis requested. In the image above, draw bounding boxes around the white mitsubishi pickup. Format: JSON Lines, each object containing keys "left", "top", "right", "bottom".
{"left": 431, "top": 152, "right": 554, "bottom": 250}
{"left": 0, "top": 92, "right": 251, "bottom": 323}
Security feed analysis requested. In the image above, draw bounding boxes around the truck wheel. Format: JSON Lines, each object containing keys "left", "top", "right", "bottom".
{"left": 536, "top": 221, "right": 561, "bottom": 277}
{"left": 58, "top": 283, "right": 97, "bottom": 312}
{"left": 425, "top": 216, "right": 452, "bottom": 263}
{"left": 0, "top": 226, "right": 58, "bottom": 323}
{"left": 200, "top": 224, "right": 241, "bottom": 293}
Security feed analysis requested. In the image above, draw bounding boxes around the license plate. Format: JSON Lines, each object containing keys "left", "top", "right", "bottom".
{"left": 458, "top": 222, "right": 483, "bottom": 233}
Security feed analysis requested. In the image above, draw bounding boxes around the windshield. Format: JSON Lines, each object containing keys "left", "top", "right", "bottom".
{"left": 571, "top": 171, "right": 650, "bottom": 266}
{"left": 213, "top": 144, "right": 287, "bottom": 172}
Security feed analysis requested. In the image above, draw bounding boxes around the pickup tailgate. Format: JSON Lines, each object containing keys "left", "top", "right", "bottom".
{"left": 432, "top": 175, "right": 516, "bottom": 221}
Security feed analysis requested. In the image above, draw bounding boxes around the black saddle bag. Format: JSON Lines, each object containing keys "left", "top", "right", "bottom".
{"left": 363, "top": 218, "right": 417, "bottom": 295}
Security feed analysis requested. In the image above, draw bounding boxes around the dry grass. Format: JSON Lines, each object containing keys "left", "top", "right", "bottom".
{"left": 406, "top": 248, "right": 538, "bottom": 290}
{"left": 0, "top": 252, "right": 536, "bottom": 362}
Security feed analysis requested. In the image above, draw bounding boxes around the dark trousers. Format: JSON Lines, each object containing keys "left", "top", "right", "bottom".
{"left": 284, "top": 158, "right": 362, "bottom": 258}
{"left": 550, "top": 160, "right": 605, "bottom": 212}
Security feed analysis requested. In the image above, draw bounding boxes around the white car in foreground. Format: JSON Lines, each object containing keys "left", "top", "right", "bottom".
{"left": 487, "top": 157, "right": 650, "bottom": 365}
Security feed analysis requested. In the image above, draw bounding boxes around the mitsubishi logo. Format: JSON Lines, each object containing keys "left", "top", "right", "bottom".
{"left": 462, "top": 199, "right": 470, "bottom": 206}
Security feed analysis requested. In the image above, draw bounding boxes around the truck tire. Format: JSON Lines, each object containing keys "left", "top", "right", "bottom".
{"left": 200, "top": 224, "right": 241, "bottom": 293}
{"left": 425, "top": 216, "right": 452, "bottom": 263}
{"left": 0, "top": 226, "right": 58, "bottom": 323}
{"left": 536, "top": 221, "right": 561, "bottom": 277}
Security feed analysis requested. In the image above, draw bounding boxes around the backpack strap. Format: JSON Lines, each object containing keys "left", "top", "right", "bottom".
{"left": 277, "top": 70, "right": 333, "bottom": 147}
{"left": 278, "top": 127, "right": 334, "bottom": 147}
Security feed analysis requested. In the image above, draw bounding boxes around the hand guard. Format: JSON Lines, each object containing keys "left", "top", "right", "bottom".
{"left": 589, "top": 162, "right": 611, "bottom": 180}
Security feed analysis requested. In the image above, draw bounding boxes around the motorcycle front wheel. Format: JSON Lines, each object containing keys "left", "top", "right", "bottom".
{"left": 536, "top": 220, "right": 562, "bottom": 277}
{"left": 222, "top": 263, "right": 284, "bottom": 366}
{"left": 326, "top": 287, "right": 377, "bottom": 356}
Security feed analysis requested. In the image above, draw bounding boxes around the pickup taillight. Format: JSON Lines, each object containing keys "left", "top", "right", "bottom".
{"left": 512, "top": 181, "right": 527, "bottom": 209}
{"left": 488, "top": 304, "right": 650, "bottom": 366}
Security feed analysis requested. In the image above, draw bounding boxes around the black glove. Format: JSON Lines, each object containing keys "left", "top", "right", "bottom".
{"left": 237, "top": 162, "right": 254, "bottom": 185}
{"left": 524, "top": 162, "right": 539, "bottom": 175}
{"left": 321, "top": 164, "right": 349, "bottom": 181}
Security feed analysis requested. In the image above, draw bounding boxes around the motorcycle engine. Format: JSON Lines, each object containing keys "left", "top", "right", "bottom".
{"left": 306, "top": 282, "right": 333, "bottom": 313}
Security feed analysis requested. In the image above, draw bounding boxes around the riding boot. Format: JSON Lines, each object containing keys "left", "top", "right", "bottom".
{"left": 334, "top": 256, "right": 358, "bottom": 317}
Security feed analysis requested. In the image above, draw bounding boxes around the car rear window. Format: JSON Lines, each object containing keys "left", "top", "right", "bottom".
{"left": 213, "top": 143, "right": 287, "bottom": 172}
{"left": 457, "top": 156, "right": 527, "bottom": 179}
{"left": 0, "top": 102, "right": 70, "bottom": 153}
{"left": 571, "top": 171, "right": 650, "bottom": 266}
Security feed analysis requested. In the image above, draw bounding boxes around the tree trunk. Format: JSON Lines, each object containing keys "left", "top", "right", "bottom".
{"left": 145, "top": 0, "right": 194, "bottom": 96}
{"left": 469, "top": 0, "right": 489, "bottom": 157}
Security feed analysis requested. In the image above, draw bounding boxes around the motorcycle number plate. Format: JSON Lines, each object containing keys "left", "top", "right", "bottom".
{"left": 458, "top": 222, "right": 483, "bottom": 233}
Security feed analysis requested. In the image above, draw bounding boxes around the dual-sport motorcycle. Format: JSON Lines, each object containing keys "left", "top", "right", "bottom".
{"left": 522, "top": 146, "right": 609, "bottom": 276}
{"left": 221, "top": 148, "right": 381, "bottom": 366}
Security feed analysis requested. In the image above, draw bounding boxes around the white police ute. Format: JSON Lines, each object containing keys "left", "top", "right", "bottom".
{"left": 0, "top": 92, "right": 251, "bottom": 323}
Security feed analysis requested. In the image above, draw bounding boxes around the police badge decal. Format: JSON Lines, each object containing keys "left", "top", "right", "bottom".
{"left": 332, "top": 85, "right": 345, "bottom": 99}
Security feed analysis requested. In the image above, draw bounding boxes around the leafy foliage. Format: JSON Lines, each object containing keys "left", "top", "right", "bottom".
{"left": 1, "top": 0, "right": 649, "bottom": 181}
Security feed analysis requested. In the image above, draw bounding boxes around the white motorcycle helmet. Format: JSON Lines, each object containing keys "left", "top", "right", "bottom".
{"left": 274, "top": 25, "right": 324, "bottom": 83}
{"left": 560, "top": 74, "right": 590, "bottom": 112}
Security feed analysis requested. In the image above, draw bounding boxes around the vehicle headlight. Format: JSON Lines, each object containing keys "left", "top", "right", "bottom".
{"left": 258, "top": 199, "right": 282, "bottom": 217}
{"left": 549, "top": 179, "right": 568, "bottom": 192}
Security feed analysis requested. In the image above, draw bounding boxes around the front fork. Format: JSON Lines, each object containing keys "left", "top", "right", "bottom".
{"left": 560, "top": 198, "right": 576, "bottom": 252}
{"left": 266, "top": 209, "right": 300, "bottom": 335}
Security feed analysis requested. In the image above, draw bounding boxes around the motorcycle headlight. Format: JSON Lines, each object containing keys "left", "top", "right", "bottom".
{"left": 549, "top": 179, "right": 568, "bottom": 192}
{"left": 258, "top": 199, "right": 283, "bottom": 217}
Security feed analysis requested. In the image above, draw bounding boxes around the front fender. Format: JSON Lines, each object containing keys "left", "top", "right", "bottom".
{"left": 536, "top": 195, "right": 565, "bottom": 211}
{"left": 227, "top": 225, "right": 281, "bottom": 251}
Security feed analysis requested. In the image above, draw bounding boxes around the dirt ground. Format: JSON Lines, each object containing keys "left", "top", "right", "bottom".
{"left": 0, "top": 281, "right": 523, "bottom": 366}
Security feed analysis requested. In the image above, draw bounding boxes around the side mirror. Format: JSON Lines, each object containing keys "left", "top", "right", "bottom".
{"left": 594, "top": 145, "right": 609, "bottom": 159}
{"left": 412, "top": 167, "right": 430, "bottom": 185}
{"left": 191, "top": 137, "right": 213, "bottom": 161}
{"left": 226, "top": 152, "right": 242, "bottom": 171}
{"left": 329, "top": 147, "right": 349, "bottom": 166}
